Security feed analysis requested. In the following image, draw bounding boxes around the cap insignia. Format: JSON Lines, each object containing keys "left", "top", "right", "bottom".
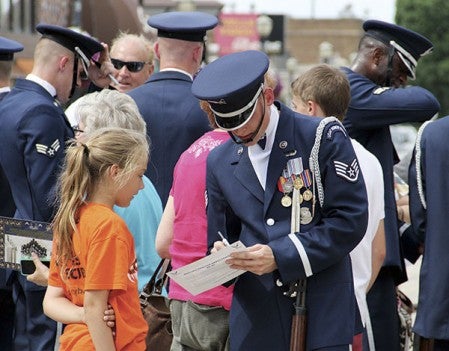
{"left": 207, "top": 98, "right": 227, "bottom": 105}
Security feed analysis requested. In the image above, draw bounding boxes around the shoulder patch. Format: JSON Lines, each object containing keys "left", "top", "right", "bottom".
{"left": 326, "top": 124, "right": 347, "bottom": 141}
{"left": 373, "top": 87, "right": 390, "bottom": 95}
{"left": 36, "top": 139, "right": 60, "bottom": 158}
{"left": 334, "top": 158, "right": 360, "bottom": 182}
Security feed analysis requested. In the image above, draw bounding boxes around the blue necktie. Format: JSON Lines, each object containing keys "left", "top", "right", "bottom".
{"left": 257, "top": 135, "right": 266, "bottom": 150}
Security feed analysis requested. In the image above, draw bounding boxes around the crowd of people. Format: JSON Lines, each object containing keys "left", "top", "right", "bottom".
{"left": 0, "top": 9, "right": 445, "bottom": 351}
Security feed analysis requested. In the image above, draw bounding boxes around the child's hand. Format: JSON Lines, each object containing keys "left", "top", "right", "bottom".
{"left": 26, "top": 252, "right": 49, "bottom": 287}
{"left": 103, "top": 304, "right": 116, "bottom": 336}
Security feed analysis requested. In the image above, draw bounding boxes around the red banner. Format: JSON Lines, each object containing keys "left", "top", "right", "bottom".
{"left": 214, "top": 13, "right": 261, "bottom": 56}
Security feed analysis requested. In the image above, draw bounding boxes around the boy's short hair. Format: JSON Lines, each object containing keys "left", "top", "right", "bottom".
{"left": 291, "top": 64, "right": 350, "bottom": 120}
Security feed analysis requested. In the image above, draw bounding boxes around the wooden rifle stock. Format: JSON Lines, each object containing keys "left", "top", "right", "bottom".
{"left": 419, "top": 337, "right": 434, "bottom": 351}
{"left": 290, "top": 279, "right": 307, "bottom": 351}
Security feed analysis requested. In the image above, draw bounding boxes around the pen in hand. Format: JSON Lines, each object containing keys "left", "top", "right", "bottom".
{"left": 218, "top": 231, "right": 230, "bottom": 246}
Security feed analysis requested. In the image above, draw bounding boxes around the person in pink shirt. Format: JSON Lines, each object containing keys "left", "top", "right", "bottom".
{"left": 156, "top": 100, "right": 232, "bottom": 351}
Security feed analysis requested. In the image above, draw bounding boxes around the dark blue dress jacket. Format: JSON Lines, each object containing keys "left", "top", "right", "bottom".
{"left": 0, "top": 90, "right": 15, "bottom": 218}
{"left": 0, "top": 79, "right": 73, "bottom": 222}
{"left": 0, "top": 78, "right": 73, "bottom": 350}
{"left": 128, "top": 70, "right": 211, "bottom": 204}
{"left": 342, "top": 67, "right": 440, "bottom": 283}
{"left": 408, "top": 117, "right": 449, "bottom": 339}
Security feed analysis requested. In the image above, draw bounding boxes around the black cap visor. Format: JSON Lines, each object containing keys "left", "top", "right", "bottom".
{"left": 212, "top": 84, "right": 263, "bottom": 131}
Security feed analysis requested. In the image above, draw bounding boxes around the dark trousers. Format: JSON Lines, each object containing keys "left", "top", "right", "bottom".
{"left": 433, "top": 339, "right": 449, "bottom": 351}
{"left": 416, "top": 337, "right": 449, "bottom": 351}
{"left": 11, "top": 272, "right": 57, "bottom": 351}
{"left": 366, "top": 268, "right": 400, "bottom": 351}
{"left": 314, "top": 346, "right": 351, "bottom": 351}
{"left": 0, "top": 287, "right": 15, "bottom": 351}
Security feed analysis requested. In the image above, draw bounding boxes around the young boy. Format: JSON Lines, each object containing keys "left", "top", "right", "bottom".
{"left": 291, "top": 64, "right": 386, "bottom": 351}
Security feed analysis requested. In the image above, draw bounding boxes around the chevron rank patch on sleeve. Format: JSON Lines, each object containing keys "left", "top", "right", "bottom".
{"left": 36, "top": 139, "right": 60, "bottom": 158}
{"left": 334, "top": 158, "right": 360, "bottom": 182}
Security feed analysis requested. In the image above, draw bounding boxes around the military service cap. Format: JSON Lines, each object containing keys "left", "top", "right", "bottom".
{"left": 363, "top": 19, "right": 433, "bottom": 79}
{"left": 148, "top": 11, "right": 218, "bottom": 42}
{"left": 192, "top": 50, "right": 269, "bottom": 130}
{"left": 36, "top": 23, "right": 103, "bottom": 59}
{"left": 0, "top": 37, "right": 23, "bottom": 61}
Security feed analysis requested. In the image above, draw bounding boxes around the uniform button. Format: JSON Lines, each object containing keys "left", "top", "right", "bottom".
{"left": 266, "top": 218, "right": 275, "bottom": 226}
{"left": 276, "top": 279, "right": 283, "bottom": 287}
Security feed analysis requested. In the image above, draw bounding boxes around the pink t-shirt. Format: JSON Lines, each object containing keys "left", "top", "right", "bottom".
{"left": 169, "top": 130, "right": 233, "bottom": 310}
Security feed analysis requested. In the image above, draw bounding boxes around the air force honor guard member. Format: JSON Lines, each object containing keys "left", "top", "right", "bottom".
{"left": 129, "top": 11, "right": 218, "bottom": 205}
{"left": 0, "top": 24, "right": 105, "bottom": 351}
{"left": 0, "top": 36, "right": 23, "bottom": 217}
{"left": 0, "top": 36, "right": 23, "bottom": 351}
{"left": 341, "top": 20, "right": 440, "bottom": 351}
{"left": 192, "top": 50, "right": 369, "bottom": 351}
{"left": 0, "top": 36, "right": 23, "bottom": 101}
{"left": 407, "top": 118, "right": 449, "bottom": 349}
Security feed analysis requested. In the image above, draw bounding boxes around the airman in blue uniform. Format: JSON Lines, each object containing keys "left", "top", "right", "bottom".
{"left": 192, "top": 50, "right": 368, "bottom": 350}
{"left": 0, "top": 35, "right": 24, "bottom": 351}
{"left": 342, "top": 20, "right": 440, "bottom": 351}
{"left": 0, "top": 24, "right": 104, "bottom": 351}
{"left": 407, "top": 118, "right": 449, "bottom": 349}
{"left": 0, "top": 36, "right": 23, "bottom": 218}
{"left": 129, "top": 11, "right": 218, "bottom": 205}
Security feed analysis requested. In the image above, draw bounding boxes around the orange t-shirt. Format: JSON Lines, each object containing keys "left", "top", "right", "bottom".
{"left": 48, "top": 203, "right": 148, "bottom": 351}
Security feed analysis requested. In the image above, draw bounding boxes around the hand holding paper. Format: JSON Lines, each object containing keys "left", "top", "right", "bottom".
{"left": 167, "top": 241, "right": 247, "bottom": 296}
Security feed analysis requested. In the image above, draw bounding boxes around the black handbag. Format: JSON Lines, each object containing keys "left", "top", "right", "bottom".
{"left": 139, "top": 258, "right": 172, "bottom": 351}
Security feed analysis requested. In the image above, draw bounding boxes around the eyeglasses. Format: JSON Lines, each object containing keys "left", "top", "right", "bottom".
{"left": 110, "top": 58, "right": 148, "bottom": 73}
{"left": 72, "top": 125, "right": 84, "bottom": 137}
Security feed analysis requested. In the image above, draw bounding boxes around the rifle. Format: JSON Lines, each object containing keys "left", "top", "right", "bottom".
{"left": 290, "top": 279, "right": 307, "bottom": 351}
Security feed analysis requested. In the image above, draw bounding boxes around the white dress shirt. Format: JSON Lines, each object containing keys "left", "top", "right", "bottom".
{"left": 249, "top": 105, "right": 279, "bottom": 190}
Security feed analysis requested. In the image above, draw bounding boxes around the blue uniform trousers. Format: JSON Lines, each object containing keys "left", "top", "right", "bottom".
{"left": 366, "top": 268, "right": 400, "bottom": 351}
{"left": 0, "top": 284, "right": 14, "bottom": 351}
{"left": 10, "top": 272, "right": 57, "bottom": 351}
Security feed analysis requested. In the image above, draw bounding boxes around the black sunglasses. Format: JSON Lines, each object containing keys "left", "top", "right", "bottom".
{"left": 111, "top": 58, "right": 148, "bottom": 73}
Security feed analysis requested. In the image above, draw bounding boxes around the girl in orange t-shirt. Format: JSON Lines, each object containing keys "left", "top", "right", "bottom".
{"left": 43, "top": 127, "right": 149, "bottom": 351}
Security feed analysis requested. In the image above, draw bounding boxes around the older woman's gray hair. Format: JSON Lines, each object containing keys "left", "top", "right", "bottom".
{"left": 65, "top": 89, "right": 147, "bottom": 134}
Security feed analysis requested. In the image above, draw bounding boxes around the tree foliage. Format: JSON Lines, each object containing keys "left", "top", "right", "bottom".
{"left": 396, "top": 0, "right": 449, "bottom": 116}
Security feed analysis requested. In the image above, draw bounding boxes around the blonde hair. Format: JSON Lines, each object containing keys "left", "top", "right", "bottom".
{"left": 111, "top": 31, "right": 154, "bottom": 65}
{"left": 291, "top": 64, "right": 350, "bottom": 120}
{"left": 265, "top": 69, "right": 278, "bottom": 91}
{"left": 52, "top": 127, "right": 149, "bottom": 270}
{"left": 34, "top": 38, "right": 72, "bottom": 67}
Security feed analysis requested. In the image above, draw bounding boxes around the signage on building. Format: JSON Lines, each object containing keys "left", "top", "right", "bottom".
{"left": 214, "top": 13, "right": 284, "bottom": 56}
{"left": 214, "top": 13, "right": 260, "bottom": 56}
{"left": 261, "top": 14, "right": 284, "bottom": 56}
